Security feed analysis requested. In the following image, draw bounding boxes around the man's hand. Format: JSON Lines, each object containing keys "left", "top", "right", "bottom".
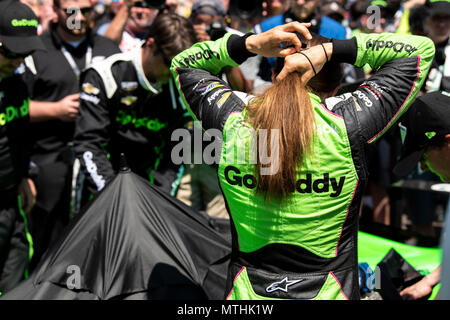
{"left": 400, "top": 278, "right": 434, "bottom": 300}
{"left": 245, "top": 21, "right": 312, "bottom": 58}
{"left": 276, "top": 42, "right": 332, "bottom": 83}
{"left": 18, "top": 178, "right": 37, "bottom": 214}
{"left": 193, "top": 24, "right": 211, "bottom": 42}
{"left": 400, "top": 266, "right": 440, "bottom": 300}
{"left": 56, "top": 93, "right": 80, "bottom": 122}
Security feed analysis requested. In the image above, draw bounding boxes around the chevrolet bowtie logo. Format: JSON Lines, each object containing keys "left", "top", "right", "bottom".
{"left": 266, "top": 277, "right": 303, "bottom": 293}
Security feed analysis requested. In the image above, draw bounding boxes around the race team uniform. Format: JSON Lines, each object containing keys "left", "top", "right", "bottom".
{"left": 171, "top": 32, "right": 434, "bottom": 299}
{"left": 74, "top": 48, "right": 189, "bottom": 201}
{"left": 21, "top": 25, "right": 120, "bottom": 267}
{"left": 0, "top": 75, "right": 33, "bottom": 293}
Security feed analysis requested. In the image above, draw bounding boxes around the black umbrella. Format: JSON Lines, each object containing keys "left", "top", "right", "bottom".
{"left": 1, "top": 167, "right": 231, "bottom": 300}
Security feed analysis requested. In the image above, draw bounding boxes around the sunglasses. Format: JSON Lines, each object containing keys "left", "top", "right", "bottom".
{"left": 60, "top": 6, "right": 93, "bottom": 18}
{"left": 0, "top": 42, "right": 31, "bottom": 59}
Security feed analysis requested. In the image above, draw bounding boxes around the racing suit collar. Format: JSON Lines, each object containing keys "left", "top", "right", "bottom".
{"left": 130, "top": 45, "right": 162, "bottom": 95}
{"left": 308, "top": 92, "right": 322, "bottom": 104}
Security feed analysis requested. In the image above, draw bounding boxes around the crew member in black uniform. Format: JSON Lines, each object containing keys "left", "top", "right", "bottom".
{"left": 21, "top": 0, "right": 120, "bottom": 270}
{"left": 0, "top": 0, "right": 45, "bottom": 294}
{"left": 73, "top": 13, "right": 196, "bottom": 204}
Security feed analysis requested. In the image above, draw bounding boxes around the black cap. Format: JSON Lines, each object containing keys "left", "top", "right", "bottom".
{"left": 425, "top": 0, "right": 450, "bottom": 17}
{"left": 321, "top": 1, "right": 346, "bottom": 21}
{"left": 191, "top": 0, "right": 226, "bottom": 17}
{"left": 393, "top": 91, "right": 450, "bottom": 177}
{"left": 0, "top": 0, "right": 46, "bottom": 54}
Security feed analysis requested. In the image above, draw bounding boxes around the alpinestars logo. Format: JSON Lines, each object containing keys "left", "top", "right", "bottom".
{"left": 266, "top": 277, "right": 303, "bottom": 293}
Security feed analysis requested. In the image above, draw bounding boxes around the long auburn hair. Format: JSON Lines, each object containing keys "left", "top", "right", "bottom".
{"left": 246, "top": 73, "right": 315, "bottom": 200}
{"left": 246, "top": 34, "right": 342, "bottom": 200}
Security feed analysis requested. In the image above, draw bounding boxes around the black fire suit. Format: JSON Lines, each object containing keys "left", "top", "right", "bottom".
{"left": 73, "top": 49, "right": 189, "bottom": 204}
{"left": 21, "top": 25, "right": 120, "bottom": 270}
{"left": 0, "top": 75, "right": 33, "bottom": 294}
{"left": 171, "top": 32, "right": 435, "bottom": 299}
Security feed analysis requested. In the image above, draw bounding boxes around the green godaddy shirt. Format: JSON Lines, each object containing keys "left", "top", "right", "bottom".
{"left": 171, "top": 32, "right": 435, "bottom": 300}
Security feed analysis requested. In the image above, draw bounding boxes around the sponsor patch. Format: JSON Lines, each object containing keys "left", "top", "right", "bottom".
{"left": 207, "top": 88, "right": 230, "bottom": 105}
{"left": 176, "top": 49, "right": 220, "bottom": 68}
{"left": 11, "top": 18, "right": 38, "bottom": 28}
{"left": 217, "top": 92, "right": 232, "bottom": 108}
{"left": 121, "top": 81, "right": 138, "bottom": 92}
{"left": 354, "top": 90, "right": 373, "bottom": 107}
{"left": 80, "top": 92, "right": 100, "bottom": 105}
{"left": 82, "top": 82, "right": 100, "bottom": 95}
{"left": 120, "top": 96, "right": 137, "bottom": 106}
{"left": 116, "top": 110, "right": 168, "bottom": 131}
{"left": 366, "top": 39, "right": 417, "bottom": 54}
{"left": 83, "top": 151, "right": 105, "bottom": 191}
{"left": 199, "top": 82, "right": 226, "bottom": 96}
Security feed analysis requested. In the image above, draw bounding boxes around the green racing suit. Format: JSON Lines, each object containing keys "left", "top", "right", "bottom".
{"left": 171, "top": 32, "right": 435, "bottom": 300}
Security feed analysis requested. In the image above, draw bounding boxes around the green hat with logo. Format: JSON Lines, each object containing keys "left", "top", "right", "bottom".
{"left": 0, "top": 0, "right": 45, "bottom": 54}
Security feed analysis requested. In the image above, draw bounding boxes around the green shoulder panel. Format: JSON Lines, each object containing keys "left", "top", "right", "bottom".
{"left": 354, "top": 32, "right": 435, "bottom": 143}
{"left": 170, "top": 33, "right": 238, "bottom": 116}
{"left": 354, "top": 33, "right": 435, "bottom": 71}
{"left": 171, "top": 32, "right": 238, "bottom": 75}
{"left": 354, "top": 32, "right": 434, "bottom": 105}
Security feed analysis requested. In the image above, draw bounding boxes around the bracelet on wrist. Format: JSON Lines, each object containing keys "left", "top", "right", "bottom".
{"left": 300, "top": 52, "right": 316, "bottom": 76}
{"left": 320, "top": 43, "right": 329, "bottom": 62}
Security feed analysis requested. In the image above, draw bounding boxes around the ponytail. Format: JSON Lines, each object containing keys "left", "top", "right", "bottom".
{"left": 246, "top": 72, "right": 315, "bottom": 200}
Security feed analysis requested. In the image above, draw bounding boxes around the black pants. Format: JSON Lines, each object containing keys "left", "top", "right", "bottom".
{"left": 29, "top": 151, "right": 72, "bottom": 272}
{"left": 0, "top": 191, "right": 30, "bottom": 294}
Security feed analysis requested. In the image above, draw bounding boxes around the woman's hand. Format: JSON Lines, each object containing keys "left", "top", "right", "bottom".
{"left": 245, "top": 21, "right": 312, "bottom": 58}
{"left": 276, "top": 42, "right": 333, "bottom": 83}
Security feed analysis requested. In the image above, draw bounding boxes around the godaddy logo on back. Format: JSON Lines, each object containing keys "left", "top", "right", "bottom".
{"left": 224, "top": 166, "right": 346, "bottom": 198}
{"left": 11, "top": 19, "right": 38, "bottom": 28}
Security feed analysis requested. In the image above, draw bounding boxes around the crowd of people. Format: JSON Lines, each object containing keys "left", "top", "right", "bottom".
{"left": 0, "top": 0, "right": 449, "bottom": 300}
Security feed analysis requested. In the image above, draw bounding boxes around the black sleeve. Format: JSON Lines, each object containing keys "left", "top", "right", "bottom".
{"left": 73, "top": 69, "right": 115, "bottom": 194}
{"left": 174, "top": 67, "right": 248, "bottom": 132}
{"left": 323, "top": 35, "right": 433, "bottom": 144}
{"left": 325, "top": 56, "right": 422, "bottom": 144}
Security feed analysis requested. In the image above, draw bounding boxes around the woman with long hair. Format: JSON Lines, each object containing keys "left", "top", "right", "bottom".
{"left": 171, "top": 22, "right": 435, "bottom": 300}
